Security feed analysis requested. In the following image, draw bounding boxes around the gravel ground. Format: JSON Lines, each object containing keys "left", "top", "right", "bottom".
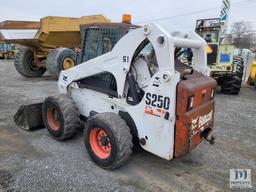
{"left": 0, "top": 60, "right": 255, "bottom": 192}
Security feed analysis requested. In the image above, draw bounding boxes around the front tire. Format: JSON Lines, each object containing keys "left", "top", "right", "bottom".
{"left": 42, "top": 94, "right": 82, "bottom": 141}
{"left": 46, "top": 48, "right": 76, "bottom": 78}
{"left": 84, "top": 113, "right": 133, "bottom": 169}
{"left": 14, "top": 48, "right": 46, "bottom": 78}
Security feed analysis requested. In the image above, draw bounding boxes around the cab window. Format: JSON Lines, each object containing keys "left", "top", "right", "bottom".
{"left": 80, "top": 27, "right": 126, "bottom": 62}
{"left": 77, "top": 72, "right": 117, "bottom": 97}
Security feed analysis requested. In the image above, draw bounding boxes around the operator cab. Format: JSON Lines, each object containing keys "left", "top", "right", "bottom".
{"left": 78, "top": 22, "right": 139, "bottom": 63}
{"left": 195, "top": 18, "right": 221, "bottom": 65}
{"left": 76, "top": 21, "right": 139, "bottom": 99}
{"left": 77, "top": 32, "right": 197, "bottom": 107}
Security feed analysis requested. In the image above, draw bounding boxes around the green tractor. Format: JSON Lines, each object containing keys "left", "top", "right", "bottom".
{"left": 195, "top": 18, "right": 244, "bottom": 94}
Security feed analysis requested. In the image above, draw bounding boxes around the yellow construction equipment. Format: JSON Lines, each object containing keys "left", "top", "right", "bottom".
{"left": 247, "top": 60, "right": 256, "bottom": 88}
{"left": 0, "top": 15, "right": 110, "bottom": 77}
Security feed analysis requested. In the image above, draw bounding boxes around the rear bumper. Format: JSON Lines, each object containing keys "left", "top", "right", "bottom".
{"left": 174, "top": 75, "right": 216, "bottom": 158}
{"left": 187, "top": 100, "right": 215, "bottom": 149}
{"left": 174, "top": 101, "right": 215, "bottom": 158}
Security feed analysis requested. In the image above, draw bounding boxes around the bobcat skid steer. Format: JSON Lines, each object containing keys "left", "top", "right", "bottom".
{"left": 14, "top": 23, "right": 216, "bottom": 169}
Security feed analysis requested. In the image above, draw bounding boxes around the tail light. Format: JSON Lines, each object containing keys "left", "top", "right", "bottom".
{"left": 187, "top": 95, "right": 194, "bottom": 111}
{"left": 210, "top": 88, "right": 215, "bottom": 99}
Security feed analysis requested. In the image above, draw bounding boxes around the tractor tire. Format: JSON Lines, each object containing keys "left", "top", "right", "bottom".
{"left": 221, "top": 57, "right": 244, "bottom": 95}
{"left": 233, "top": 56, "right": 244, "bottom": 78}
{"left": 14, "top": 48, "right": 46, "bottom": 78}
{"left": 46, "top": 48, "right": 76, "bottom": 78}
{"left": 84, "top": 112, "right": 133, "bottom": 169}
{"left": 42, "top": 94, "right": 83, "bottom": 141}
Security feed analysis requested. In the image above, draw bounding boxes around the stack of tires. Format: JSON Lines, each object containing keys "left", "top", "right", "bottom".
{"left": 14, "top": 48, "right": 77, "bottom": 78}
{"left": 221, "top": 56, "right": 244, "bottom": 95}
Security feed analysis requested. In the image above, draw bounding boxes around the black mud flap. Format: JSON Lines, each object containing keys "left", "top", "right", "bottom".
{"left": 13, "top": 103, "right": 45, "bottom": 130}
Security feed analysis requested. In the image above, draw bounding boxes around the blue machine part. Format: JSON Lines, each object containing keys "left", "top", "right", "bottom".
{"left": 183, "top": 48, "right": 189, "bottom": 57}
{"left": 220, "top": 53, "right": 230, "bottom": 63}
{"left": 0, "top": 43, "right": 13, "bottom": 52}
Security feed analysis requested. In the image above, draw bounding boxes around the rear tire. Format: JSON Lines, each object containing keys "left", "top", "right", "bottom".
{"left": 221, "top": 57, "right": 244, "bottom": 95}
{"left": 84, "top": 113, "right": 133, "bottom": 169}
{"left": 46, "top": 48, "right": 76, "bottom": 78}
{"left": 42, "top": 94, "right": 82, "bottom": 141}
{"left": 14, "top": 48, "right": 46, "bottom": 78}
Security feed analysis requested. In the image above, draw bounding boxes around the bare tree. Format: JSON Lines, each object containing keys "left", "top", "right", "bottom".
{"left": 248, "top": 33, "right": 256, "bottom": 51}
{"left": 223, "top": 33, "right": 233, "bottom": 44}
{"left": 240, "top": 33, "right": 254, "bottom": 49}
{"left": 230, "top": 21, "right": 253, "bottom": 50}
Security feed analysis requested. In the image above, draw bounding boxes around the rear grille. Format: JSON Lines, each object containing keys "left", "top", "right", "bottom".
{"left": 207, "top": 44, "right": 218, "bottom": 65}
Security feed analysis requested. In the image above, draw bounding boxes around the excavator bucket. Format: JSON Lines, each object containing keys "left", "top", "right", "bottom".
{"left": 14, "top": 103, "right": 44, "bottom": 130}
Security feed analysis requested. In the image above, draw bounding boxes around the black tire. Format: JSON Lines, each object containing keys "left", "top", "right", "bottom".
{"left": 221, "top": 57, "right": 244, "bottom": 95}
{"left": 46, "top": 48, "right": 76, "bottom": 78}
{"left": 233, "top": 56, "right": 244, "bottom": 78}
{"left": 84, "top": 112, "right": 133, "bottom": 169}
{"left": 14, "top": 48, "right": 46, "bottom": 77}
{"left": 42, "top": 94, "right": 82, "bottom": 141}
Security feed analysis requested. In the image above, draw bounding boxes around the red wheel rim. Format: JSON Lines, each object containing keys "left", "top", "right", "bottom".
{"left": 47, "top": 107, "right": 61, "bottom": 131}
{"left": 89, "top": 127, "right": 111, "bottom": 159}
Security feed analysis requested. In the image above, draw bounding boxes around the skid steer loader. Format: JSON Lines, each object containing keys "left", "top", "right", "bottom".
{"left": 14, "top": 23, "right": 216, "bottom": 169}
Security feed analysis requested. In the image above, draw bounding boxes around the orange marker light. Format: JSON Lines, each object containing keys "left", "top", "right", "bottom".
{"left": 207, "top": 45, "right": 213, "bottom": 54}
{"left": 122, "top": 14, "right": 131, "bottom": 24}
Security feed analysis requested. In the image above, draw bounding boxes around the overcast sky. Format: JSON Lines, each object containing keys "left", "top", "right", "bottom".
{"left": 1, "top": 0, "right": 255, "bottom": 32}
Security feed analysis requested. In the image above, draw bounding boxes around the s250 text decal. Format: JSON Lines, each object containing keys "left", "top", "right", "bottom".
{"left": 144, "top": 93, "right": 170, "bottom": 118}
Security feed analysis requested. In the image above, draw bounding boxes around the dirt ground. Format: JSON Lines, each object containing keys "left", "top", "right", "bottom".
{"left": 0, "top": 60, "right": 255, "bottom": 192}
